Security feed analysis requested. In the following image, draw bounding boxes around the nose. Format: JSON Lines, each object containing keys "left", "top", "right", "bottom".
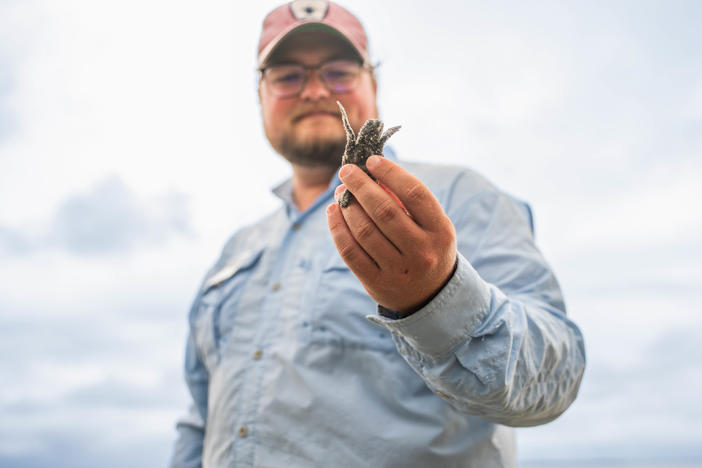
{"left": 299, "top": 70, "right": 330, "bottom": 100}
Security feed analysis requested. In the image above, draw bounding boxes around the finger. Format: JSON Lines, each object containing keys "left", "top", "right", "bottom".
{"left": 343, "top": 176, "right": 409, "bottom": 216}
{"left": 334, "top": 186, "right": 403, "bottom": 264}
{"left": 326, "top": 203, "right": 381, "bottom": 280}
{"left": 378, "top": 180, "right": 410, "bottom": 217}
{"left": 365, "top": 155, "right": 446, "bottom": 230}
{"left": 338, "top": 164, "right": 424, "bottom": 249}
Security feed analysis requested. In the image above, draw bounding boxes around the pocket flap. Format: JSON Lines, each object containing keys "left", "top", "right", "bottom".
{"left": 202, "top": 247, "right": 264, "bottom": 293}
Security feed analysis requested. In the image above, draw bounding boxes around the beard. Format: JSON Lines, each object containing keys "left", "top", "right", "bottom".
{"left": 276, "top": 131, "right": 346, "bottom": 169}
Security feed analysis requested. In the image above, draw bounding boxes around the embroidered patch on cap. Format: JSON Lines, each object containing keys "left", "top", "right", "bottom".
{"left": 289, "top": 0, "right": 329, "bottom": 21}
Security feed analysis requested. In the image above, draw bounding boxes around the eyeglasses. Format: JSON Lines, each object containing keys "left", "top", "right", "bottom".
{"left": 259, "top": 59, "right": 371, "bottom": 98}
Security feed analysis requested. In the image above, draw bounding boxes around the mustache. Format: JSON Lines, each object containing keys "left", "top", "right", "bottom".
{"left": 292, "top": 104, "right": 341, "bottom": 121}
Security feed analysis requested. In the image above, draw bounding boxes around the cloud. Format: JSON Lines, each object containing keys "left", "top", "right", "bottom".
{"left": 0, "top": 176, "right": 192, "bottom": 256}
{"left": 0, "top": 225, "right": 31, "bottom": 254}
{"left": 49, "top": 176, "right": 191, "bottom": 254}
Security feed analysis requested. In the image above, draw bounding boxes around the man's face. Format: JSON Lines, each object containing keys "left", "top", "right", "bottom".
{"left": 259, "top": 30, "right": 378, "bottom": 168}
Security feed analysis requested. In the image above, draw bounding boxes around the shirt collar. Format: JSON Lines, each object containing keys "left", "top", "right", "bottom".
{"left": 270, "top": 170, "right": 341, "bottom": 219}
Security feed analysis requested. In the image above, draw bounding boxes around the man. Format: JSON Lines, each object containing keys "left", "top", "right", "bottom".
{"left": 170, "top": 1, "right": 586, "bottom": 467}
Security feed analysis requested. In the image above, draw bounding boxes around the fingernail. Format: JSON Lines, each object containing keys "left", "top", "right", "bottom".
{"left": 367, "top": 155, "right": 381, "bottom": 169}
{"left": 339, "top": 164, "right": 354, "bottom": 179}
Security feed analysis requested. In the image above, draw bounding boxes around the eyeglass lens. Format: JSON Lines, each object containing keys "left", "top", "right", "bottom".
{"left": 264, "top": 60, "right": 361, "bottom": 97}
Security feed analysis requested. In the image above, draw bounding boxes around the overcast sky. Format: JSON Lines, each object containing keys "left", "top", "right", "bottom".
{"left": 1, "top": 1, "right": 701, "bottom": 467}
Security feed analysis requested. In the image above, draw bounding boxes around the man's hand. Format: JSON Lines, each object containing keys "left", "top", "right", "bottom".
{"left": 326, "top": 155, "right": 457, "bottom": 316}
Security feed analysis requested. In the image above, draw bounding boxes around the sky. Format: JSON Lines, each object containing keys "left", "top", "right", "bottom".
{"left": 1, "top": 0, "right": 701, "bottom": 466}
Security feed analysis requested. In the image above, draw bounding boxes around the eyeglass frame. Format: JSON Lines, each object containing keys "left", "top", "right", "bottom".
{"left": 258, "top": 58, "right": 378, "bottom": 98}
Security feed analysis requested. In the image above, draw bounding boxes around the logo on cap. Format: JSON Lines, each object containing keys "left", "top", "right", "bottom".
{"left": 289, "top": 0, "right": 329, "bottom": 21}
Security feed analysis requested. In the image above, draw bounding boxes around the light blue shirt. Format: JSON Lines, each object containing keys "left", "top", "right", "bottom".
{"left": 170, "top": 149, "right": 586, "bottom": 468}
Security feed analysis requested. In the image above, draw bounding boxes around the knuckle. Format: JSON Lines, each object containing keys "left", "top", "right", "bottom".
{"left": 372, "top": 198, "right": 397, "bottom": 223}
{"left": 417, "top": 251, "right": 438, "bottom": 270}
{"left": 404, "top": 182, "right": 427, "bottom": 204}
{"left": 328, "top": 217, "right": 342, "bottom": 231}
{"left": 355, "top": 221, "right": 376, "bottom": 242}
{"left": 338, "top": 244, "right": 358, "bottom": 263}
{"left": 448, "top": 226, "right": 457, "bottom": 244}
{"left": 328, "top": 216, "right": 347, "bottom": 233}
{"left": 438, "top": 218, "right": 456, "bottom": 240}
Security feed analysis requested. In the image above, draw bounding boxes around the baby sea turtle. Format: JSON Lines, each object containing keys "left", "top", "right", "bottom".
{"left": 337, "top": 101, "right": 401, "bottom": 208}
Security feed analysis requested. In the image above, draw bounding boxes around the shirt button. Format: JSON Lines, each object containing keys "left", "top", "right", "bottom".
{"left": 253, "top": 350, "right": 263, "bottom": 360}
{"left": 238, "top": 426, "right": 248, "bottom": 438}
{"left": 272, "top": 282, "right": 281, "bottom": 291}
{"left": 292, "top": 222, "right": 301, "bottom": 231}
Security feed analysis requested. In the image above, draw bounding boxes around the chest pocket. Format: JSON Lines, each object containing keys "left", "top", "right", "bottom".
{"left": 310, "top": 253, "right": 395, "bottom": 353}
{"left": 193, "top": 247, "right": 264, "bottom": 370}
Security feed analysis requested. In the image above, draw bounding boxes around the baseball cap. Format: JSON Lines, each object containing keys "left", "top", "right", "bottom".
{"left": 257, "top": 0, "right": 370, "bottom": 68}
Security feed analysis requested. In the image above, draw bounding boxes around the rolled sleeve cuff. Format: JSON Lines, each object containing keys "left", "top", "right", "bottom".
{"left": 366, "top": 252, "right": 492, "bottom": 357}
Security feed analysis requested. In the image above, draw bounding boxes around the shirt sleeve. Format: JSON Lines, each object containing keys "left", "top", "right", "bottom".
{"left": 367, "top": 186, "right": 586, "bottom": 427}
{"left": 169, "top": 325, "right": 208, "bottom": 467}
